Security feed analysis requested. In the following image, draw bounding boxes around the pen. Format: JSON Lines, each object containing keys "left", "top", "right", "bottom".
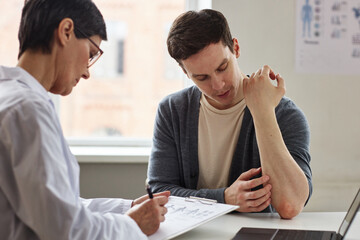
{"left": 146, "top": 184, "right": 153, "bottom": 199}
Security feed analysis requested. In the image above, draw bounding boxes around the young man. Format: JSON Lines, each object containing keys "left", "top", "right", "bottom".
{"left": 148, "top": 9, "right": 312, "bottom": 219}
{"left": 0, "top": 0, "right": 169, "bottom": 239}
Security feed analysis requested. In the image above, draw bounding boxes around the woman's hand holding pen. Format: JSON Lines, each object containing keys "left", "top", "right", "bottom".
{"left": 131, "top": 190, "right": 171, "bottom": 206}
{"left": 127, "top": 190, "right": 170, "bottom": 236}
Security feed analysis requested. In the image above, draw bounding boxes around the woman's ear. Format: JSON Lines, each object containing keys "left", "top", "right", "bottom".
{"left": 56, "top": 18, "right": 75, "bottom": 46}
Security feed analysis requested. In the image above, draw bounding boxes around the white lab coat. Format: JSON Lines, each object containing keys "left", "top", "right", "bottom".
{"left": 0, "top": 66, "right": 147, "bottom": 240}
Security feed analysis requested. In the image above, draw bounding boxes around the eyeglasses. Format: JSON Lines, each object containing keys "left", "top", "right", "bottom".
{"left": 75, "top": 28, "right": 104, "bottom": 68}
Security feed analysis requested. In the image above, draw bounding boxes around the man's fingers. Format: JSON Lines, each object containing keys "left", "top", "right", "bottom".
{"left": 245, "top": 184, "right": 272, "bottom": 200}
{"left": 261, "top": 65, "right": 277, "bottom": 80}
{"left": 238, "top": 167, "right": 262, "bottom": 181}
{"left": 247, "top": 192, "right": 271, "bottom": 208}
{"left": 261, "top": 65, "right": 271, "bottom": 76}
{"left": 238, "top": 195, "right": 271, "bottom": 213}
{"left": 250, "top": 197, "right": 271, "bottom": 212}
{"left": 242, "top": 76, "right": 249, "bottom": 92}
{"left": 269, "top": 70, "right": 276, "bottom": 80}
{"left": 276, "top": 73, "right": 285, "bottom": 90}
{"left": 243, "top": 175, "right": 270, "bottom": 189}
{"left": 255, "top": 68, "right": 262, "bottom": 76}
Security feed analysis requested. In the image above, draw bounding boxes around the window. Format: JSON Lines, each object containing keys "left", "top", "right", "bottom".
{"left": 60, "top": 0, "right": 187, "bottom": 140}
{"left": 117, "top": 40, "right": 125, "bottom": 75}
{"left": 93, "top": 21, "right": 127, "bottom": 78}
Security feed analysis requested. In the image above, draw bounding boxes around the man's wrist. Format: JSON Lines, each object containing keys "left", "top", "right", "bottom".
{"left": 252, "top": 110, "right": 277, "bottom": 128}
{"left": 224, "top": 188, "right": 229, "bottom": 204}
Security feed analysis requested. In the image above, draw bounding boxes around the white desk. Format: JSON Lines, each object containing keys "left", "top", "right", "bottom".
{"left": 173, "top": 212, "right": 360, "bottom": 240}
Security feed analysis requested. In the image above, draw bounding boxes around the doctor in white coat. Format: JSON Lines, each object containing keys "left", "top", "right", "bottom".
{"left": 0, "top": 0, "right": 169, "bottom": 239}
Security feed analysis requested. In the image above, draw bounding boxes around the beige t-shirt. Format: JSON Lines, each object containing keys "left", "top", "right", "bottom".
{"left": 197, "top": 94, "right": 246, "bottom": 189}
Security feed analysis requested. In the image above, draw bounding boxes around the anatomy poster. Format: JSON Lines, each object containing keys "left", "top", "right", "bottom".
{"left": 295, "top": 0, "right": 360, "bottom": 75}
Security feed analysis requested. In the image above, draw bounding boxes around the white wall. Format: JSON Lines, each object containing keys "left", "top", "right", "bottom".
{"left": 80, "top": 163, "right": 148, "bottom": 199}
{"left": 212, "top": 0, "right": 360, "bottom": 211}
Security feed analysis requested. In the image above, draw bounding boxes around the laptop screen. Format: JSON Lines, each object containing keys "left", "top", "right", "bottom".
{"left": 338, "top": 188, "right": 360, "bottom": 237}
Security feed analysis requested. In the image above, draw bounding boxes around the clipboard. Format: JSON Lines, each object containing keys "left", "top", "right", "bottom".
{"left": 149, "top": 196, "right": 239, "bottom": 240}
{"left": 185, "top": 196, "right": 218, "bottom": 205}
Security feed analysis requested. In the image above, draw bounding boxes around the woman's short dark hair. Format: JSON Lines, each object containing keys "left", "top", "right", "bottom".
{"left": 167, "top": 9, "right": 233, "bottom": 65}
{"left": 18, "top": 0, "right": 107, "bottom": 58}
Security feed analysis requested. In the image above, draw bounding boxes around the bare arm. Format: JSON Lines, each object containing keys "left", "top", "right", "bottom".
{"left": 243, "top": 65, "right": 309, "bottom": 219}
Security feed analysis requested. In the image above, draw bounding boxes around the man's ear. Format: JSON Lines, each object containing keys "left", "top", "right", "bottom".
{"left": 56, "top": 18, "right": 75, "bottom": 46}
{"left": 233, "top": 38, "right": 240, "bottom": 58}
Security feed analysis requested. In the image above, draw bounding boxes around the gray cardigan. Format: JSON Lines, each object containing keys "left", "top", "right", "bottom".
{"left": 148, "top": 86, "right": 312, "bottom": 212}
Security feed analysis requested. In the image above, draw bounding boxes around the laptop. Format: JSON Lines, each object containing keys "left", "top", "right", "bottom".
{"left": 232, "top": 188, "right": 360, "bottom": 240}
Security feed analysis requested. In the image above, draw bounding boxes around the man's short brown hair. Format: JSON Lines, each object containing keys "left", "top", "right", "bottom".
{"left": 167, "top": 9, "right": 234, "bottom": 66}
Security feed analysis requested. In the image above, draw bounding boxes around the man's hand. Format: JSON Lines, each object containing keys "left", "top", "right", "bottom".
{"left": 127, "top": 192, "right": 170, "bottom": 236}
{"left": 224, "top": 167, "right": 272, "bottom": 212}
{"left": 243, "top": 65, "right": 285, "bottom": 118}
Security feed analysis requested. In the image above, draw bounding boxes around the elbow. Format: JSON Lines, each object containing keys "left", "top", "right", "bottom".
{"left": 276, "top": 201, "right": 303, "bottom": 219}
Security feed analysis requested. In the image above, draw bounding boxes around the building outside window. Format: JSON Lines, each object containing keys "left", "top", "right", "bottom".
{"left": 60, "top": 0, "right": 186, "bottom": 140}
